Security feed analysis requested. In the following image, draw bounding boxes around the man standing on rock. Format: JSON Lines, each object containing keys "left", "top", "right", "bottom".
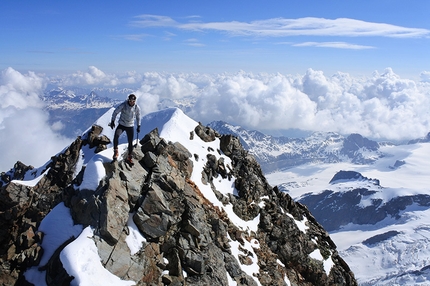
{"left": 109, "top": 94, "right": 141, "bottom": 164}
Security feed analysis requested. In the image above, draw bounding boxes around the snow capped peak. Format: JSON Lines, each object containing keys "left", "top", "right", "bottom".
{"left": 139, "top": 107, "right": 193, "bottom": 139}
{"left": 4, "top": 108, "right": 356, "bottom": 285}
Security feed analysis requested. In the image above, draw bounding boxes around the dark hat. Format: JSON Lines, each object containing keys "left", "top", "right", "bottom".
{"left": 128, "top": 94, "right": 136, "bottom": 100}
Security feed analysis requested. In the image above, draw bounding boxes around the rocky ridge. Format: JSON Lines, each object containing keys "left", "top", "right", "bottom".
{"left": 0, "top": 108, "right": 357, "bottom": 285}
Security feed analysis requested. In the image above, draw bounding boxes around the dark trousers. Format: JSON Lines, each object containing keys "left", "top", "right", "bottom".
{"left": 113, "top": 124, "right": 134, "bottom": 155}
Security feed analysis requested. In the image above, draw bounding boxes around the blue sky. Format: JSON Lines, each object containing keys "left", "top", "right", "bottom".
{"left": 1, "top": 0, "right": 430, "bottom": 78}
{"left": 2, "top": 0, "right": 430, "bottom": 171}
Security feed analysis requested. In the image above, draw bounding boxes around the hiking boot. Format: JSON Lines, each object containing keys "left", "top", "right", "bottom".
{"left": 113, "top": 148, "right": 119, "bottom": 160}
{"left": 126, "top": 155, "right": 134, "bottom": 165}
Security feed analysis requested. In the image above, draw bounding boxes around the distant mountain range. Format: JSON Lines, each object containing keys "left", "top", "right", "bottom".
{"left": 208, "top": 121, "right": 388, "bottom": 173}
{"left": 42, "top": 88, "right": 122, "bottom": 137}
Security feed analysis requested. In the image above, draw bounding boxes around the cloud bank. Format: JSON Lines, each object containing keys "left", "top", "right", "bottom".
{"left": 116, "top": 68, "right": 429, "bottom": 142}
{"left": 2, "top": 66, "right": 430, "bottom": 171}
{"left": 0, "top": 68, "right": 72, "bottom": 172}
{"left": 57, "top": 66, "right": 143, "bottom": 87}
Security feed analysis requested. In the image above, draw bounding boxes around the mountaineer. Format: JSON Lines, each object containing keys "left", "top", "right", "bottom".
{"left": 109, "top": 93, "right": 141, "bottom": 165}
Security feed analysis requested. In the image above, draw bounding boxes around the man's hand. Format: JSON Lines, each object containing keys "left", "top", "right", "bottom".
{"left": 137, "top": 125, "right": 141, "bottom": 133}
{"left": 109, "top": 121, "right": 115, "bottom": 129}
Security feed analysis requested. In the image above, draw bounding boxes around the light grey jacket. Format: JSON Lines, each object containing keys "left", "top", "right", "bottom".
{"left": 111, "top": 101, "right": 141, "bottom": 127}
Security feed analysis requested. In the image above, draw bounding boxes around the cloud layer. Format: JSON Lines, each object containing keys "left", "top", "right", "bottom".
{"left": 118, "top": 68, "right": 430, "bottom": 142}
{"left": 1, "top": 66, "right": 430, "bottom": 171}
{"left": 0, "top": 68, "right": 72, "bottom": 172}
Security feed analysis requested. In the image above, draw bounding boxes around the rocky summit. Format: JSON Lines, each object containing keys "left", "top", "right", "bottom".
{"left": 0, "top": 108, "right": 357, "bottom": 285}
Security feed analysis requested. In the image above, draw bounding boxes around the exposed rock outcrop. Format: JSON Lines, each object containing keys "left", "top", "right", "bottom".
{"left": 329, "top": 170, "right": 380, "bottom": 185}
{"left": 0, "top": 122, "right": 357, "bottom": 285}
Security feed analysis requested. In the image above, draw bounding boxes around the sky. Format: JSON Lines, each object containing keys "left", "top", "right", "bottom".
{"left": 1, "top": 0, "right": 430, "bottom": 77}
{"left": 1, "top": 0, "right": 430, "bottom": 171}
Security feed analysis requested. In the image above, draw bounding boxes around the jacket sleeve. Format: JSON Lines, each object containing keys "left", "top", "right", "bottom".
{"left": 136, "top": 105, "right": 141, "bottom": 126}
{"left": 111, "top": 102, "right": 124, "bottom": 122}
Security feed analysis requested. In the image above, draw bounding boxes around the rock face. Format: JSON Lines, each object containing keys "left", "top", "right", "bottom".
{"left": 329, "top": 170, "right": 380, "bottom": 185}
{"left": 0, "top": 120, "right": 357, "bottom": 285}
{"left": 0, "top": 136, "right": 84, "bottom": 285}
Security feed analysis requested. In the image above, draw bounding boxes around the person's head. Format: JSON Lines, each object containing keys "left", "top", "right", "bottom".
{"left": 127, "top": 94, "right": 136, "bottom": 106}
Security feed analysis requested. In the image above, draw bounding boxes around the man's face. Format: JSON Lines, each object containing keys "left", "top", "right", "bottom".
{"left": 128, "top": 98, "right": 136, "bottom": 106}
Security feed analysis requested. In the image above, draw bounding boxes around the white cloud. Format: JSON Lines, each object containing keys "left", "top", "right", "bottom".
{"left": 63, "top": 66, "right": 107, "bottom": 86}
{"left": 131, "top": 68, "right": 430, "bottom": 141}
{"left": 293, "top": 41, "right": 375, "bottom": 50}
{"left": 184, "top": 38, "right": 205, "bottom": 47}
{"left": 131, "top": 15, "right": 430, "bottom": 39}
{"left": 56, "top": 66, "right": 143, "bottom": 87}
{"left": 114, "top": 34, "right": 150, "bottom": 41}
{"left": 0, "top": 68, "right": 45, "bottom": 109}
{"left": 0, "top": 68, "right": 72, "bottom": 171}
{"left": 137, "top": 72, "right": 199, "bottom": 99}
{"left": 51, "top": 121, "right": 65, "bottom": 131}
{"left": 2, "top": 66, "right": 430, "bottom": 172}
{"left": 134, "top": 92, "right": 159, "bottom": 116}
{"left": 420, "top": 71, "right": 430, "bottom": 82}
{"left": 131, "top": 14, "right": 178, "bottom": 28}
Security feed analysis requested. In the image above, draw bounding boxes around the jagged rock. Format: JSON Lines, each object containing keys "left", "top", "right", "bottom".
{"left": 140, "top": 128, "right": 162, "bottom": 153}
{"left": 143, "top": 151, "right": 158, "bottom": 168}
{"left": 13, "top": 161, "right": 34, "bottom": 181}
{"left": 44, "top": 137, "right": 83, "bottom": 190}
{"left": 0, "top": 119, "right": 357, "bottom": 285}
{"left": 99, "top": 175, "right": 130, "bottom": 245}
{"left": 86, "top": 124, "right": 111, "bottom": 152}
{"left": 43, "top": 237, "right": 75, "bottom": 286}
{"left": 134, "top": 182, "right": 176, "bottom": 239}
{"left": 195, "top": 122, "right": 219, "bottom": 142}
{"left": 0, "top": 161, "right": 35, "bottom": 188}
{"left": 0, "top": 136, "right": 83, "bottom": 284}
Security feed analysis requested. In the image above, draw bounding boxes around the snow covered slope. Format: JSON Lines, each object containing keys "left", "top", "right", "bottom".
{"left": 7, "top": 108, "right": 357, "bottom": 285}
{"left": 22, "top": 107, "right": 262, "bottom": 285}
{"left": 209, "top": 120, "right": 430, "bottom": 284}
{"left": 266, "top": 142, "right": 430, "bottom": 285}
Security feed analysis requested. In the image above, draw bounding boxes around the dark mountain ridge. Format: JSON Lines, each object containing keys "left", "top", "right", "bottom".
{"left": 0, "top": 108, "right": 357, "bottom": 285}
